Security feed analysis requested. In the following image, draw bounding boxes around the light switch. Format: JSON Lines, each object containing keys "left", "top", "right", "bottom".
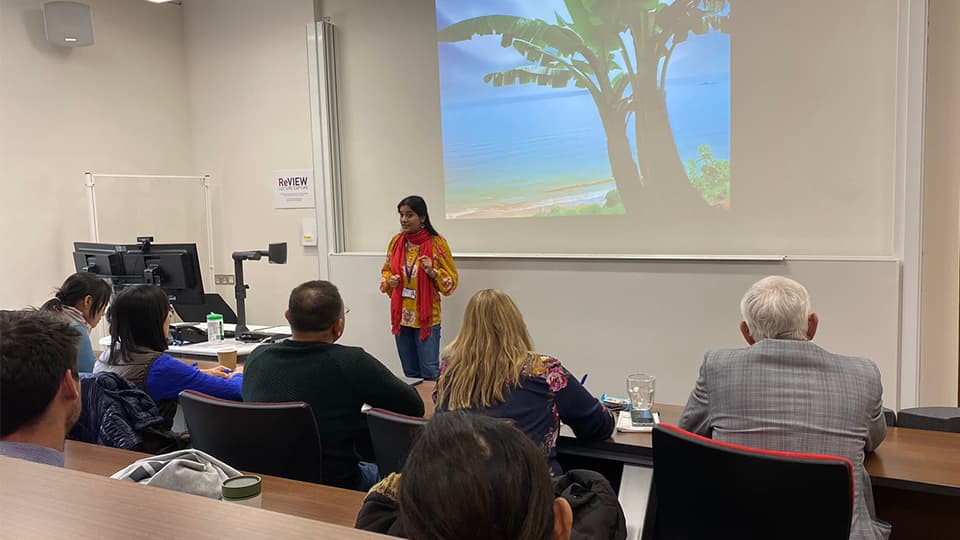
{"left": 301, "top": 218, "right": 318, "bottom": 246}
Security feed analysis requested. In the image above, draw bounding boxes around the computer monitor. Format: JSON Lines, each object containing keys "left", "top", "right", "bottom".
{"left": 73, "top": 240, "right": 205, "bottom": 304}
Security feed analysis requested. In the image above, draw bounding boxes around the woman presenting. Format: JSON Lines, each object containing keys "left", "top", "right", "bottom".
{"left": 380, "top": 195, "right": 458, "bottom": 380}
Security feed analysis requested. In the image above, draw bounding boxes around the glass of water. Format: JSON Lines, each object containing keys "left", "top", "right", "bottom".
{"left": 627, "top": 374, "right": 656, "bottom": 425}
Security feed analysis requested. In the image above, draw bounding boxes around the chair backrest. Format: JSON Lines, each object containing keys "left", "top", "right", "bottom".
{"left": 641, "top": 424, "right": 854, "bottom": 540}
{"left": 366, "top": 408, "right": 427, "bottom": 477}
{"left": 178, "top": 390, "right": 323, "bottom": 483}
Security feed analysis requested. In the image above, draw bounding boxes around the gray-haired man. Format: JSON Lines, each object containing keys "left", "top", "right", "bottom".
{"left": 679, "top": 276, "right": 889, "bottom": 540}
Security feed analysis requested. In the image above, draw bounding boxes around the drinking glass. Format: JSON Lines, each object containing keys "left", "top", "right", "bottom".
{"left": 627, "top": 374, "right": 656, "bottom": 425}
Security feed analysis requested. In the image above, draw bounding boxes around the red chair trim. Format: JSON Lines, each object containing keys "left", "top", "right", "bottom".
{"left": 179, "top": 389, "right": 309, "bottom": 410}
{"left": 367, "top": 407, "right": 428, "bottom": 424}
{"left": 657, "top": 423, "right": 856, "bottom": 510}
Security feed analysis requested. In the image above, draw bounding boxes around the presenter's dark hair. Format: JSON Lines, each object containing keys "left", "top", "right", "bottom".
{"left": 398, "top": 195, "right": 439, "bottom": 236}
{"left": 398, "top": 411, "right": 555, "bottom": 540}
{"left": 287, "top": 280, "right": 343, "bottom": 332}
{"left": 40, "top": 272, "right": 112, "bottom": 316}
{"left": 107, "top": 285, "right": 171, "bottom": 361}
{"left": 0, "top": 310, "right": 80, "bottom": 436}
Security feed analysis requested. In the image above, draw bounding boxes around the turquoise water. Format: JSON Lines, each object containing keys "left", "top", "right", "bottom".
{"left": 440, "top": 75, "right": 730, "bottom": 212}
{"left": 435, "top": 0, "right": 731, "bottom": 215}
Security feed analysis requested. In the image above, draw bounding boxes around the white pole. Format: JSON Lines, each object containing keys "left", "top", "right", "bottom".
{"left": 307, "top": 22, "right": 332, "bottom": 280}
{"left": 202, "top": 174, "right": 216, "bottom": 284}
{"left": 89, "top": 174, "right": 207, "bottom": 180}
{"left": 84, "top": 172, "right": 99, "bottom": 241}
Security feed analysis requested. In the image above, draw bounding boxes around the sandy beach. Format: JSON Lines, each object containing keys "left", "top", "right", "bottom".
{"left": 447, "top": 178, "right": 619, "bottom": 219}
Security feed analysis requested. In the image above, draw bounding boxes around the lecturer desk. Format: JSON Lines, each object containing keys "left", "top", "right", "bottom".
{"left": 63, "top": 441, "right": 366, "bottom": 528}
{"left": 417, "top": 385, "right": 960, "bottom": 539}
{"left": 3, "top": 455, "right": 382, "bottom": 540}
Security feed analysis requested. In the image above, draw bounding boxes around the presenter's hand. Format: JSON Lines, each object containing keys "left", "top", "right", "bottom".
{"left": 202, "top": 366, "right": 232, "bottom": 379}
{"left": 387, "top": 275, "right": 401, "bottom": 288}
{"left": 418, "top": 256, "right": 436, "bottom": 277}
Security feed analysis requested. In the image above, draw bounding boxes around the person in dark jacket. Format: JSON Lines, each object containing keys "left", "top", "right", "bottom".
{"left": 243, "top": 280, "right": 424, "bottom": 491}
{"left": 69, "top": 371, "right": 185, "bottom": 454}
{"left": 355, "top": 411, "right": 626, "bottom": 540}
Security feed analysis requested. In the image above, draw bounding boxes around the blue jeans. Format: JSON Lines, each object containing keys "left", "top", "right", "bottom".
{"left": 395, "top": 325, "right": 441, "bottom": 381}
{"left": 356, "top": 461, "right": 379, "bottom": 491}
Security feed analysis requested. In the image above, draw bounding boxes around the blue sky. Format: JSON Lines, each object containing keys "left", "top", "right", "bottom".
{"left": 437, "top": 0, "right": 729, "bottom": 104}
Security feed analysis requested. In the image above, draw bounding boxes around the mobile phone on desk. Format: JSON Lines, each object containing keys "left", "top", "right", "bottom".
{"left": 630, "top": 409, "right": 656, "bottom": 427}
{"left": 600, "top": 393, "right": 630, "bottom": 412}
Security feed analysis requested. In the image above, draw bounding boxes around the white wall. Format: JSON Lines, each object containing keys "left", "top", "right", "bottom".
{"left": 919, "top": 0, "right": 960, "bottom": 406}
{"left": 182, "top": 0, "right": 319, "bottom": 324}
{"left": 1, "top": 0, "right": 953, "bottom": 406}
{"left": 322, "top": 0, "right": 898, "bottom": 257}
{"left": 313, "top": 0, "right": 905, "bottom": 407}
{"left": 329, "top": 254, "right": 901, "bottom": 407}
{"left": 0, "top": 0, "right": 194, "bottom": 309}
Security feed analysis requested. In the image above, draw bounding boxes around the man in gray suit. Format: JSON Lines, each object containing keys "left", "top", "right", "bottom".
{"left": 679, "top": 276, "right": 890, "bottom": 540}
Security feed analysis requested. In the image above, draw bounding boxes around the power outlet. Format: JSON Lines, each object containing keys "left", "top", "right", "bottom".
{"left": 214, "top": 274, "right": 235, "bottom": 285}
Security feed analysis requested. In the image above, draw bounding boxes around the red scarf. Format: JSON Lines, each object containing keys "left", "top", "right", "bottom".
{"left": 390, "top": 229, "right": 434, "bottom": 341}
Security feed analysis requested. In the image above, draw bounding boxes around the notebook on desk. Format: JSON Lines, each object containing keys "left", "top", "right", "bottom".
{"left": 616, "top": 410, "right": 661, "bottom": 433}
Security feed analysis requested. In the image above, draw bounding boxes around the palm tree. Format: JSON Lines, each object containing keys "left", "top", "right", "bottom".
{"left": 618, "top": 0, "right": 729, "bottom": 205}
{"left": 439, "top": 14, "right": 645, "bottom": 211}
{"left": 438, "top": 0, "right": 729, "bottom": 210}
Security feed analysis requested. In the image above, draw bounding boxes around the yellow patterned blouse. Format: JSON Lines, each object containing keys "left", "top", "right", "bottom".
{"left": 380, "top": 233, "right": 458, "bottom": 328}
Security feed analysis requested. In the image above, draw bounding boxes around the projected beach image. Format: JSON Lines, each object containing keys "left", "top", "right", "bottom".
{"left": 437, "top": 0, "right": 730, "bottom": 219}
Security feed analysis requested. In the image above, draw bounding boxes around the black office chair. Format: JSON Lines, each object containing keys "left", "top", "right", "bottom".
{"left": 179, "top": 390, "right": 323, "bottom": 484}
{"left": 366, "top": 408, "right": 427, "bottom": 477}
{"left": 896, "top": 407, "right": 960, "bottom": 433}
{"left": 641, "top": 424, "right": 853, "bottom": 540}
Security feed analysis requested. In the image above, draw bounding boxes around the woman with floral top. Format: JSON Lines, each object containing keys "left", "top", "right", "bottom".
{"left": 380, "top": 195, "right": 458, "bottom": 381}
{"left": 435, "top": 289, "right": 615, "bottom": 475}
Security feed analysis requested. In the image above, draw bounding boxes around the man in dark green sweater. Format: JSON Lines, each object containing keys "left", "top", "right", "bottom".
{"left": 242, "top": 280, "right": 424, "bottom": 491}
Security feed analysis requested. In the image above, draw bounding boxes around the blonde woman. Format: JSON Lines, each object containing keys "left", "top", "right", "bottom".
{"left": 435, "top": 289, "right": 615, "bottom": 475}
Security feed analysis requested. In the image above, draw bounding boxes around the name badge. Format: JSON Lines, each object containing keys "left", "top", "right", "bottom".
{"left": 402, "top": 287, "right": 417, "bottom": 299}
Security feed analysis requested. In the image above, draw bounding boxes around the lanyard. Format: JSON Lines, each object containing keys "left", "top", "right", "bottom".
{"left": 403, "top": 241, "right": 417, "bottom": 282}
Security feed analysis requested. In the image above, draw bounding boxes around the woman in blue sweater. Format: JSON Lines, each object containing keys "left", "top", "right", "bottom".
{"left": 95, "top": 284, "right": 241, "bottom": 425}
{"left": 40, "top": 272, "right": 112, "bottom": 373}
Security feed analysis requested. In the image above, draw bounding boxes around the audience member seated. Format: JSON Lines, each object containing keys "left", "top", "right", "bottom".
{"left": 434, "top": 289, "right": 614, "bottom": 475}
{"left": 355, "top": 411, "right": 626, "bottom": 540}
{"left": 39, "top": 272, "right": 111, "bottom": 373}
{"left": 242, "top": 280, "right": 424, "bottom": 491}
{"left": 95, "top": 285, "right": 241, "bottom": 426}
{"left": 0, "top": 311, "right": 82, "bottom": 466}
{"left": 678, "top": 276, "right": 889, "bottom": 540}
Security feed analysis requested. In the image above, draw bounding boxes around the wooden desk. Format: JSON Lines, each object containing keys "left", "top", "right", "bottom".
{"left": 420, "top": 385, "right": 960, "bottom": 496}
{"left": 554, "top": 402, "right": 960, "bottom": 540}
{"left": 865, "top": 428, "right": 960, "bottom": 540}
{"left": 864, "top": 427, "right": 960, "bottom": 495}
{"left": 417, "top": 381, "right": 435, "bottom": 417}
{"left": 1, "top": 456, "right": 383, "bottom": 539}
{"left": 63, "top": 441, "right": 366, "bottom": 528}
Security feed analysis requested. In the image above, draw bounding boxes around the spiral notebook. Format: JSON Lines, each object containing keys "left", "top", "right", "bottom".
{"left": 616, "top": 410, "right": 661, "bottom": 433}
